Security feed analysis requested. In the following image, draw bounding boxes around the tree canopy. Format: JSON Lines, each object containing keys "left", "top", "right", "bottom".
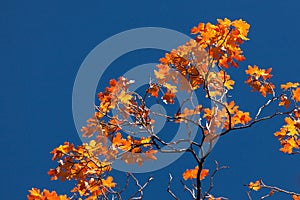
{"left": 28, "top": 18, "right": 300, "bottom": 200}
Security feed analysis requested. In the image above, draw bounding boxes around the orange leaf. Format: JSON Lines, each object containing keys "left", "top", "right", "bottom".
{"left": 248, "top": 180, "right": 261, "bottom": 191}
{"left": 293, "top": 195, "right": 300, "bottom": 200}
{"left": 27, "top": 188, "right": 69, "bottom": 200}
{"left": 101, "top": 176, "right": 116, "bottom": 188}
{"left": 146, "top": 84, "right": 160, "bottom": 98}
{"left": 162, "top": 90, "right": 175, "bottom": 104}
{"left": 278, "top": 95, "right": 290, "bottom": 109}
{"left": 182, "top": 166, "right": 209, "bottom": 180}
{"left": 200, "top": 169, "right": 209, "bottom": 180}
{"left": 292, "top": 88, "right": 300, "bottom": 102}
{"left": 281, "top": 82, "right": 299, "bottom": 90}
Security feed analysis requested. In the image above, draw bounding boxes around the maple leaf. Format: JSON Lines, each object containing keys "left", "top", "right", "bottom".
{"left": 248, "top": 180, "right": 261, "bottom": 191}
{"left": 226, "top": 101, "right": 239, "bottom": 114}
{"left": 182, "top": 166, "right": 209, "bottom": 180}
{"left": 164, "top": 83, "right": 178, "bottom": 94}
{"left": 203, "top": 108, "right": 213, "bottom": 121}
{"left": 224, "top": 79, "right": 235, "bottom": 90}
{"left": 121, "top": 152, "right": 144, "bottom": 166}
{"left": 235, "top": 111, "right": 251, "bottom": 125}
{"left": 234, "top": 54, "right": 246, "bottom": 62}
{"left": 274, "top": 128, "right": 287, "bottom": 138}
{"left": 280, "top": 143, "right": 294, "bottom": 154}
{"left": 278, "top": 95, "right": 291, "bottom": 109}
{"left": 245, "top": 65, "right": 274, "bottom": 97}
{"left": 118, "top": 90, "right": 132, "bottom": 105}
{"left": 232, "top": 19, "right": 250, "bottom": 40}
{"left": 144, "top": 149, "right": 157, "bottom": 160}
{"left": 159, "top": 52, "right": 174, "bottom": 64}
{"left": 284, "top": 117, "right": 298, "bottom": 136}
{"left": 293, "top": 195, "right": 300, "bottom": 200}
{"left": 154, "top": 64, "right": 170, "bottom": 80}
{"left": 182, "top": 167, "right": 197, "bottom": 180}
{"left": 292, "top": 88, "right": 300, "bottom": 102}
{"left": 162, "top": 90, "right": 176, "bottom": 104}
{"left": 245, "top": 65, "right": 272, "bottom": 79}
{"left": 217, "top": 18, "right": 231, "bottom": 27}
{"left": 176, "top": 105, "right": 203, "bottom": 122}
{"left": 28, "top": 188, "right": 42, "bottom": 199}
{"left": 280, "top": 137, "right": 299, "bottom": 154}
{"left": 190, "top": 18, "right": 249, "bottom": 68}
{"left": 262, "top": 83, "right": 275, "bottom": 97}
{"left": 101, "top": 176, "right": 116, "bottom": 188}
{"left": 112, "top": 132, "right": 131, "bottom": 151}
{"left": 50, "top": 142, "right": 74, "bottom": 160}
{"left": 146, "top": 83, "right": 160, "bottom": 98}
{"left": 200, "top": 169, "right": 209, "bottom": 180}
{"left": 281, "top": 82, "right": 299, "bottom": 90}
{"left": 191, "top": 22, "right": 205, "bottom": 34}
{"left": 28, "top": 188, "right": 69, "bottom": 200}
{"left": 219, "top": 71, "right": 235, "bottom": 90}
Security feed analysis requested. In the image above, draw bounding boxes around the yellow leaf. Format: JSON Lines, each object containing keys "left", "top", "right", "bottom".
{"left": 118, "top": 90, "right": 132, "bottom": 104}
{"left": 101, "top": 176, "right": 116, "bottom": 188}
{"left": 281, "top": 82, "right": 299, "bottom": 90}
{"left": 248, "top": 180, "right": 261, "bottom": 191}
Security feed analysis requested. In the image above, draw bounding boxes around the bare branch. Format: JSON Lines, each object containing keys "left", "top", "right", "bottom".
{"left": 204, "top": 161, "right": 229, "bottom": 199}
{"left": 167, "top": 174, "right": 180, "bottom": 200}
{"left": 180, "top": 180, "right": 196, "bottom": 199}
{"left": 128, "top": 173, "right": 153, "bottom": 200}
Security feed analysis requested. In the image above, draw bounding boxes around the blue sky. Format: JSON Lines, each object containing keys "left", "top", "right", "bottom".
{"left": 1, "top": 0, "right": 300, "bottom": 199}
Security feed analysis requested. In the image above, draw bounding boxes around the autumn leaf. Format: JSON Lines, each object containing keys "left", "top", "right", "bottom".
{"left": 219, "top": 71, "right": 235, "bottom": 90}
{"left": 118, "top": 90, "right": 132, "bottom": 104}
{"left": 154, "top": 64, "right": 170, "bottom": 80}
{"left": 191, "top": 22, "right": 205, "bottom": 34}
{"left": 217, "top": 18, "right": 231, "bottom": 27}
{"left": 281, "top": 82, "right": 299, "bottom": 90}
{"left": 280, "top": 137, "right": 299, "bottom": 154}
{"left": 284, "top": 117, "right": 298, "bottom": 136}
{"left": 235, "top": 111, "right": 252, "bottom": 125}
{"left": 259, "top": 84, "right": 270, "bottom": 97}
{"left": 146, "top": 83, "right": 160, "bottom": 98}
{"left": 231, "top": 19, "right": 250, "bottom": 40}
{"left": 28, "top": 188, "right": 69, "bottom": 200}
{"left": 248, "top": 180, "right": 261, "bottom": 191}
{"left": 200, "top": 169, "right": 209, "bottom": 180}
{"left": 182, "top": 166, "right": 209, "bottom": 180}
{"left": 112, "top": 132, "right": 131, "bottom": 151}
{"left": 164, "top": 83, "right": 178, "bottom": 94}
{"left": 162, "top": 89, "right": 175, "bottom": 104}
{"left": 176, "top": 105, "right": 202, "bottom": 120}
{"left": 292, "top": 88, "right": 300, "bottom": 102}
{"left": 278, "top": 95, "right": 291, "bottom": 109}
{"left": 274, "top": 116, "right": 300, "bottom": 154}
{"left": 28, "top": 188, "right": 42, "bottom": 199}
{"left": 293, "top": 195, "right": 300, "bottom": 200}
{"left": 245, "top": 65, "right": 274, "bottom": 97}
{"left": 144, "top": 149, "right": 157, "bottom": 160}
{"left": 245, "top": 65, "right": 272, "bottom": 79}
{"left": 101, "top": 176, "right": 116, "bottom": 188}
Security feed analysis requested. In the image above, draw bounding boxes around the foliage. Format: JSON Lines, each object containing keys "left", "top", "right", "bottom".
{"left": 28, "top": 18, "right": 300, "bottom": 200}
